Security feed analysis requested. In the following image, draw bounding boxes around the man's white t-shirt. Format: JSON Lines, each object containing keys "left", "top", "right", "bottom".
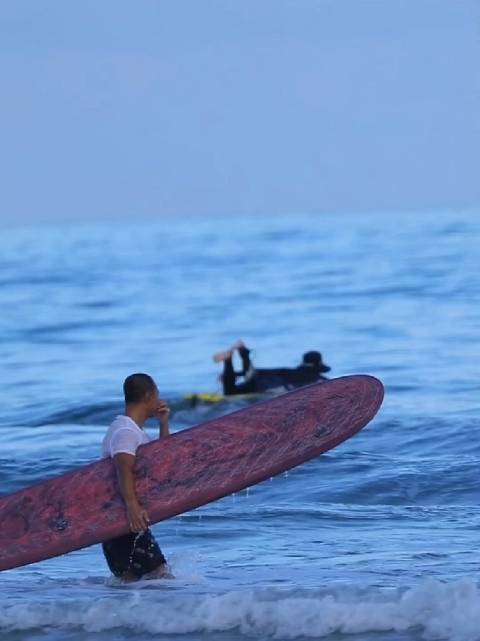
{"left": 101, "top": 415, "right": 150, "bottom": 459}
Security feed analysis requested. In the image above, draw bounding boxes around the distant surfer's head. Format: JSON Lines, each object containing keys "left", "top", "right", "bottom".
{"left": 302, "top": 351, "right": 330, "bottom": 373}
{"left": 123, "top": 373, "right": 159, "bottom": 405}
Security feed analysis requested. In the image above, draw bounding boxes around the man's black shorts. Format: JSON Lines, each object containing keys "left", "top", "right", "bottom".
{"left": 102, "top": 528, "right": 167, "bottom": 579}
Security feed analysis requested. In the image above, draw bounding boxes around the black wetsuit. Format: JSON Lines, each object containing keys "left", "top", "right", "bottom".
{"left": 222, "top": 347, "right": 328, "bottom": 396}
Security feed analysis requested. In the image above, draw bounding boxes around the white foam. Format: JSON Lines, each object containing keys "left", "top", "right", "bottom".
{"left": 1, "top": 578, "right": 479, "bottom": 640}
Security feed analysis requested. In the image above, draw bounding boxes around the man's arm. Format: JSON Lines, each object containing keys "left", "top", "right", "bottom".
{"left": 113, "top": 453, "right": 150, "bottom": 532}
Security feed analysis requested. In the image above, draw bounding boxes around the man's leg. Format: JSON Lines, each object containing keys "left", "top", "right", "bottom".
{"left": 220, "top": 352, "right": 237, "bottom": 395}
{"left": 213, "top": 341, "right": 259, "bottom": 395}
{"left": 237, "top": 344, "right": 253, "bottom": 377}
{"left": 215, "top": 351, "right": 258, "bottom": 395}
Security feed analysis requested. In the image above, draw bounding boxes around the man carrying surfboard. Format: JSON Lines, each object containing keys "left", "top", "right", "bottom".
{"left": 101, "top": 373, "right": 172, "bottom": 581}
{"left": 214, "top": 341, "right": 330, "bottom": 396}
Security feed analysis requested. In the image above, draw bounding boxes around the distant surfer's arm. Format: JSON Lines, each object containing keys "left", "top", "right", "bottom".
{"left": 155, "top": 399, "right": 170, "bottom": 439}
{"left": 113, "top": 453, "right": 150, "bottom": 532}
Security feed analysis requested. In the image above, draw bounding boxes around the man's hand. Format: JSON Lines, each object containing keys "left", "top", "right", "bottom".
{"left": 154, "top": 400, "right": 170, "bottom": 424}
{"left": 155, "top": 400, "right": 170, "bottom": 437}
{"left": 126, "top": 500, "right": 150, "bottom": 533}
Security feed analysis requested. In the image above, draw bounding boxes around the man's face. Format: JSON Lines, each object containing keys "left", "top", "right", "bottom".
{"left": 146, "top": 386, "right": 160, "bottom": 416}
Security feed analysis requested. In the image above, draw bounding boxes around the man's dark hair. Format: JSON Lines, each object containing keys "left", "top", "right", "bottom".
{"left": 123, "top": 373, "right": 157, "bottom": 404}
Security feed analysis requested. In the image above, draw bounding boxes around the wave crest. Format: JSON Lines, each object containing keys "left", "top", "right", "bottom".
{"left": 1, "top": 579, "right": 479, "bottom": 639}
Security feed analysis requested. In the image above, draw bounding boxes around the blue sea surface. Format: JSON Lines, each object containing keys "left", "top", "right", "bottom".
{"left": 0, "top": 211, "right": 479, "bottom": 641}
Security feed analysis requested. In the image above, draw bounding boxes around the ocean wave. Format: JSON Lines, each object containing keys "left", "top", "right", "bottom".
{"left": 1, "top": 579, "right": 479, "bottom": 640}
{"left": 28, "top": 402, "right": 123, "bottom": 427}
{"left": 24, "top": 396, "right": 251, "bottom": 428}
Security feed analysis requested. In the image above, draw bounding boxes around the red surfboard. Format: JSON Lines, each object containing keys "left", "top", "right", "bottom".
{"left": 0, "top": 375, "right": 383, "bottom": 572}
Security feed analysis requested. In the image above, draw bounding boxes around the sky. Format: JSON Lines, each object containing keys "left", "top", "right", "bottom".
{"left": 0, "top": 1, "right": 479, "bottom": 224}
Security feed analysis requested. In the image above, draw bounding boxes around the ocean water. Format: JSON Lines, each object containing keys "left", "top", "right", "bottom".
{"left": 0, "top": 211, "right": 479, "bottom": 641}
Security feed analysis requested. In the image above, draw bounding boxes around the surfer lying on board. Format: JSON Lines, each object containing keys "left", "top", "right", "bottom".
{"left": 101, "top": 373, "right": 172, "bottom": 581}
{"left": 213, "top": 341, "right": 330, "bottom": 396}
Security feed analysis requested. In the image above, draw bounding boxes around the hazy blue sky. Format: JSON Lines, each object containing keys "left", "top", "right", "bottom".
{"left": 1, "top": 1, "right": 479, "bottom": 223}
